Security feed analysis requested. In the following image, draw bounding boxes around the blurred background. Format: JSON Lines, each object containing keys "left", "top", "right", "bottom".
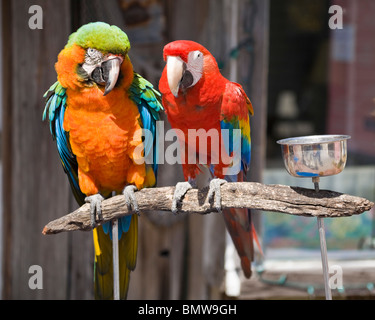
{"left": 1, "top": 0, "right": 374, "bottom": 299}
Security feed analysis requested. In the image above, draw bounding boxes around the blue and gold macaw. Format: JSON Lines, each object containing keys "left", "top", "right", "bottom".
{"left": 43, "top": 22, "right": 163, "bottom": 299}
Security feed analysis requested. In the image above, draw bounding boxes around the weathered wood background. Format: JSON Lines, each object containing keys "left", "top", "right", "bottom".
{"left": 1, "top": 0, "right": 268, "bottom": 299}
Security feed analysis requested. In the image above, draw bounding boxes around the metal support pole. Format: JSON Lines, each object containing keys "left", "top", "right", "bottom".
{"left": 317, "top": 217, "right": 332, "bottom": 300}
{"left": 313, "top": 177, "right": 332, "bottom": 300}
{"left": 112, "top": 219, "right": 120, "bottom": 300}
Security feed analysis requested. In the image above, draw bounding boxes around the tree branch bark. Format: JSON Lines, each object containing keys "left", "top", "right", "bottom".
{"left": 42, "top": 182, "right": 374, "bottom": 235}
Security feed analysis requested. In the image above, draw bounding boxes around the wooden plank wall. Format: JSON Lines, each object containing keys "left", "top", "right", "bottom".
{"left": 1, "top": 0, "right": 268, "bottom": 299}
{"left": 1, "top": 0, "right": 94, "bottom": 299}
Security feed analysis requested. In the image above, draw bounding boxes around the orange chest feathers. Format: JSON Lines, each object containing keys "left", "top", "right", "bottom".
{"left": 63, "top": 87, "right": 145, "bottom": 195}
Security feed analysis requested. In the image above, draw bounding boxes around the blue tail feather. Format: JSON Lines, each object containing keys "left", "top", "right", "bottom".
{"left": 102, "top": 216, "right": 132, "bottom": 240}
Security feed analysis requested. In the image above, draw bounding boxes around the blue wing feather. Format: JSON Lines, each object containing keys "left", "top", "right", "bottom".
{"left": 219, "top": 82, "right": 252, "bottom": 182}
{"left": 220, "top": 119, "right": 251, "bottom": 180}
{"left": 129, "top": 73, "right": 163, "bottom": 179}
{"left": 43, "top": 81, "right": 86, "bottom": 206}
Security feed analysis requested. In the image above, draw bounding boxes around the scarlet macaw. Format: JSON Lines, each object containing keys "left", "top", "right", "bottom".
{"left": 43, "top": 22, "right": 163, "bottom": 299}
{"left": 159, "top": 40, "right": 256, "bottom": 278}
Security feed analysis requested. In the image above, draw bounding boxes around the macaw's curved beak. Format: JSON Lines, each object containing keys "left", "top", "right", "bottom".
{"left": 166, "top": 56, "right": 185, "bottom": 98}
{"left": 91, "top": 55, "right": 123, "bottom": 96}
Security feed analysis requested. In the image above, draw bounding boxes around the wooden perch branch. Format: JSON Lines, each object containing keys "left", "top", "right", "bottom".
{"left": 42, "top": 182, "right": 374, "bottom": 235}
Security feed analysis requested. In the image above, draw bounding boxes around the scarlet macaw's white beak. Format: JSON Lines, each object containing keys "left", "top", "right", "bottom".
{"left": 166, "top": 56, "right": 185, "bottom": 98}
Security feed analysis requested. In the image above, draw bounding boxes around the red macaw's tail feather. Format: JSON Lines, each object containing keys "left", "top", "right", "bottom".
{"left": 221, "top": 171, "right": 263, "bottom": 278}
{"left": 252, "top": 221, "right": 264, "bottom": 257}
{"left": 223, "top": 207, "right": 254, "bottom": 278}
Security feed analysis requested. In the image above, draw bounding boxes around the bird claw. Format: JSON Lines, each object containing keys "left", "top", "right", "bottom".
{"left": 207, "top": 178, "right": 227, "bottom": 213}
{"left": 172, "top": 181, "right": 193, "bottom": 215}
{"left": 85, "top": 194, "right": 105, "bottom": 228}
{"left": 123, "top": 185, "right": 140, "bottom": 216}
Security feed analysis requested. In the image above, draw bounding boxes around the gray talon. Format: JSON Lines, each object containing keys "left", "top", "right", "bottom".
{"left": 85, "top": 194, "right": 105, "bottom": 228}
{"left": 123, "top": 185, "right": 140, "bottom": 215}
{"left": 207, "top": 178, "right": 226, "bottom": 212}
{"left": 172, "top": 181, "right": 193, "bottom": 214}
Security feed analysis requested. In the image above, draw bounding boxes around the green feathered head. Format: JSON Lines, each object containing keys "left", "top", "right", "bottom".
{"left": 66, "top": 22, "right": 130, "bottom": 55}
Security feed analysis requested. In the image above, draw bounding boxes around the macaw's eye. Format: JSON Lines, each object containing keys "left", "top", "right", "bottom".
{"left": 87, "top": 48, "right": 97, "bottom": 56}
{"left": 85, "top": 48, "right": 103, "bottom": 65}
{"left": 184, "top": 50, "right": 204, "bottom": 89}
{"left": 193, "top": 51, "right": 203, "bottom": 60}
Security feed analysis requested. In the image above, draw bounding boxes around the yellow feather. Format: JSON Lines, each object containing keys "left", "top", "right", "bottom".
{"left": 93, "top": 216, "right": 138, "bottom": 300}
{"left": 119, "top": 214, "right": 138, "bottom": 299}
{"left": 93, "top": 227, "right": 113, "bottom": 299}
{"left": 93, "top": 228, "right": 102, "bottom": 257}
{"left": 145, "top": 166, "right": 156, "bottom": 187}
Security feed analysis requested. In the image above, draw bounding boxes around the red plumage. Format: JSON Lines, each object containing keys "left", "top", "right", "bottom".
{"left": 159, "top": 40, "right": 256, "bottom": 278}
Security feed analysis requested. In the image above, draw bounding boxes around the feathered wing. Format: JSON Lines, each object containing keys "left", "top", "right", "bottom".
{"left": 219, "top": 81, "right": 255, "bottom": 278}
{"left": 129, "top": 72, "right": 164, "bottom": 180}
{"left": 220, "top": 82, "right": 253, "bottom": 174}
{"left": 43, "top": 81, "right": 86, "bottom": 206}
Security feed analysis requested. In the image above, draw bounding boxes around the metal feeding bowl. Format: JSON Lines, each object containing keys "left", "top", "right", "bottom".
{"left": 276, "top": 134, "right": 351, "bottom": 301}
{"left": 277, "top": 135, "right": 351, "bottom": 178}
